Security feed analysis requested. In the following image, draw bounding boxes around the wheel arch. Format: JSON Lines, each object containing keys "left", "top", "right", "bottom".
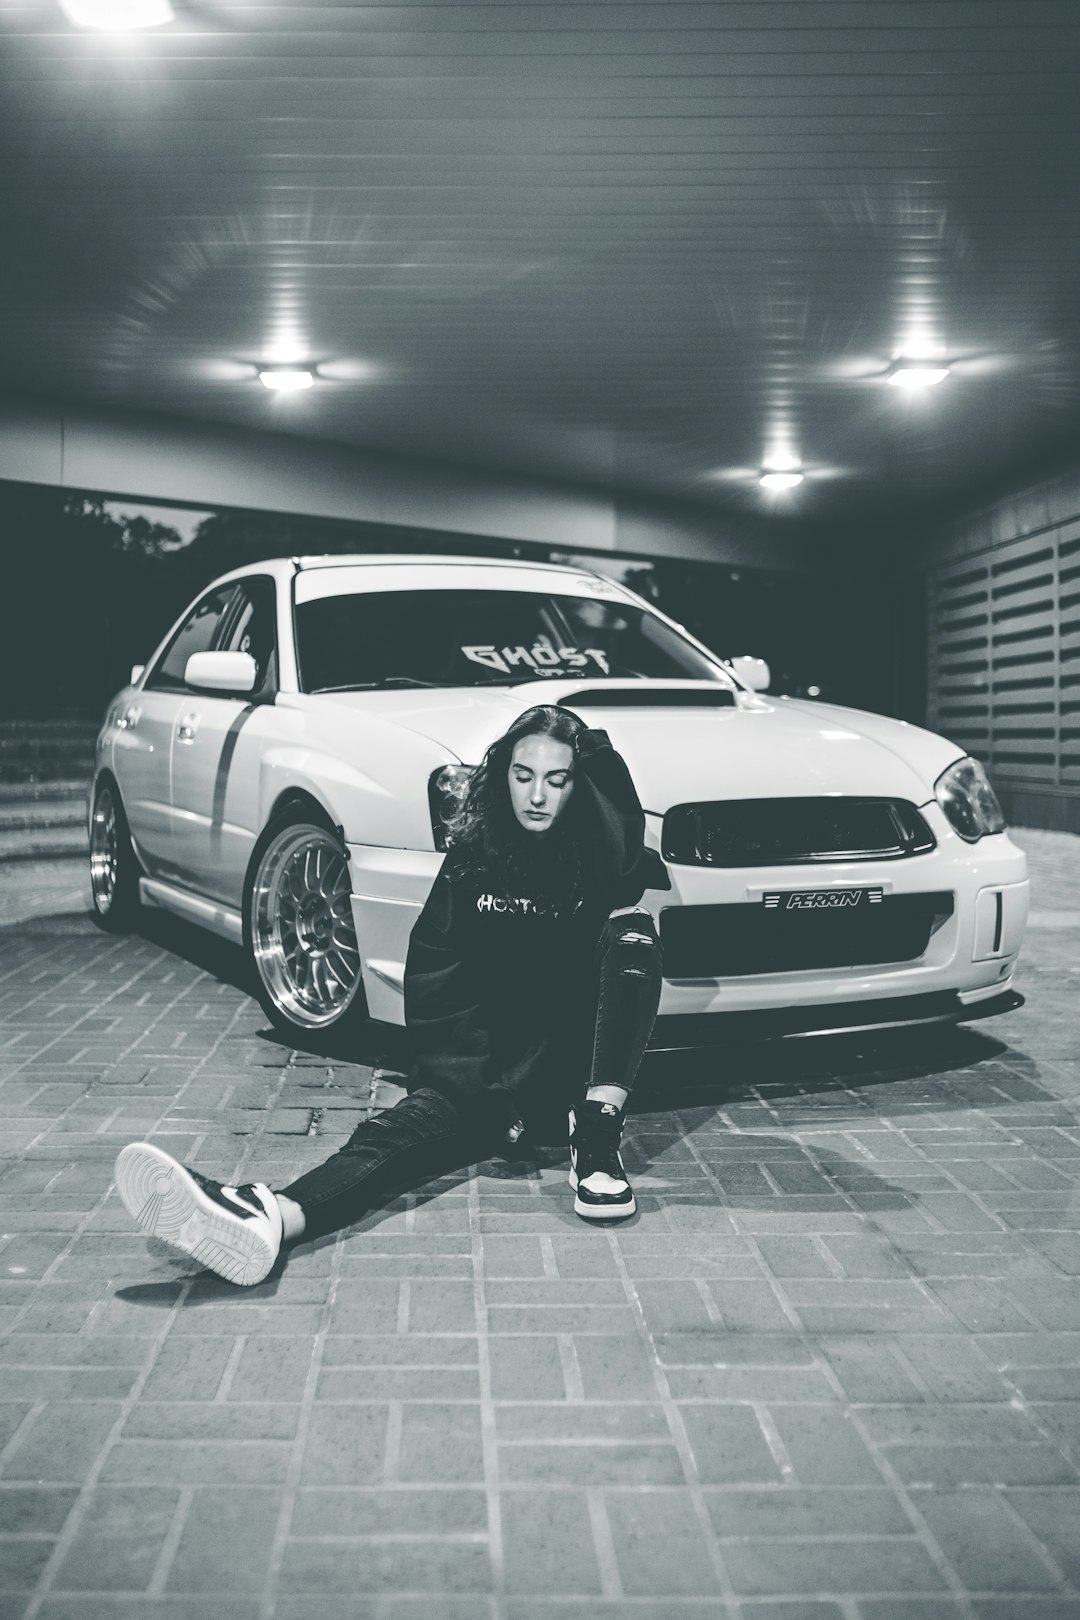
{"left": 88, "top": 767, "right": 143, "bottom": 928}
{"left": 243, "top": 787, "right": 342, "bottom": 914}
{"left": 242, "top": 793, "right": 369, "bottom": 1037}
{"left": 88, "top": 767, "right": 140, "bottom": 859}
{"left": 89, "top": 765, "right": 123, "bottom": 824}
{"left": 263, "top": 786, "right": 338, "bottom": 835}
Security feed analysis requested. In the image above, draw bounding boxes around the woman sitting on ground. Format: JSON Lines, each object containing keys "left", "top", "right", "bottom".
{"left": 113, "top": 705, "right": 669, "bottom": 1285}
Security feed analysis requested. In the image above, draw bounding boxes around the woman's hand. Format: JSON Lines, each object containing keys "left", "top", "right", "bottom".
{"left": 574, "top": 726, "right": 612, "bottom": 759}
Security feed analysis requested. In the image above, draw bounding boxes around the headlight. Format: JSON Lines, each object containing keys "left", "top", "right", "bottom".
{"left": 428, "top": 764, "right": 474, "bottom": 851}
{"left": 934, "top": 756, "right": 1006, "bottom": 842}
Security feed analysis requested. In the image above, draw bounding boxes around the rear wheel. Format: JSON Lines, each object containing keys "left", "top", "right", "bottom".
{"left": 244, "top": 811, "right": 368, "bottom": 1040}
{"left": 89, "top": 780, "right": 142, "bottom": 931}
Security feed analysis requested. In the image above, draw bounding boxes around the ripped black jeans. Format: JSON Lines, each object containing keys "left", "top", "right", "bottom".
{"left": 278, "top": 909, "right": 662, "bottom": 1241}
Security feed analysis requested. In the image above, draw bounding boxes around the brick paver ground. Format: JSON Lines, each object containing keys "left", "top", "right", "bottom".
{"left": 1, "top": 831, "right": 1080, "bottom": 1619}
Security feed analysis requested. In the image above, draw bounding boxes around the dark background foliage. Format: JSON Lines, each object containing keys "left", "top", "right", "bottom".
{"left": 0, "top": 478, "right": 918, "bottom": 721}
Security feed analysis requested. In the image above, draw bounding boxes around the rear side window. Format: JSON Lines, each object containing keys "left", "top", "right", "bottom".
{"left": 221, "top": 576, "right": 278, "bottom": 692}
{"left": 145, "top": 585, "right": 237, "bottom": 692}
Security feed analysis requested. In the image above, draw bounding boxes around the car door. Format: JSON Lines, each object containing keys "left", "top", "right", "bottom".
{"left": 168, "top": 575, "right": 278, "bottom": 906}
{"left": 115, "top": 583, "right": 239, "bottom": 882}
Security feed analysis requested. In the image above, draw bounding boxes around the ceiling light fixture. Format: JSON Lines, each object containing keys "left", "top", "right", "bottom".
{"left": 887, "top": 361, "right": 951, "bottom": 389}
{"left": 59, "top": 0, "right": 174, "bottom": 28}
{"left": 759, "top": 470, "right": 804, "bottom": 490}
{"left": 258, "top": 367, "right": 314, "bottom": 392}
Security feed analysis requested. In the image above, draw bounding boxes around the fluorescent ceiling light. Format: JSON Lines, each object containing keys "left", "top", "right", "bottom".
{"left": 887, "top": 362, "right": 950, "bottom": 389}
{"left": 258, "top": 367, "right": 314, "bottom": 392}
{"left": 759, "top": 470, "right": 804, "bottom": 490}
{"left": 59, "top": 0, "right": 174, "bottom": 27}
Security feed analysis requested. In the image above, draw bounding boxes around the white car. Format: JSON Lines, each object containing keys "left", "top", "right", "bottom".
{"left": 90, "top": 554, "right": 1029, "bottom": 1047}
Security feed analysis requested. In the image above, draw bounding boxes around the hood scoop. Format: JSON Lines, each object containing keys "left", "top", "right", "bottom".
{"left": 557, "top": 685, "right": 736, "bottom": 709}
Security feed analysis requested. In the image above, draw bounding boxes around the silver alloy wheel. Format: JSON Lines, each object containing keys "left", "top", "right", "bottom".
{"left": 90, "top": 785, "right": 119, "bottom": 915}
{"left": 250, "top": 824, "right": 362, "bottom": 1028}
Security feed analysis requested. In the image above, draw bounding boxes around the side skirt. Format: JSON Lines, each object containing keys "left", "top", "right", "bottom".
{"left": 139, "top": 877, "right": 244, "bottom": 945}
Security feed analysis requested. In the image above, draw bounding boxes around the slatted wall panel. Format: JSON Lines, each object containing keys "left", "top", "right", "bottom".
{"left": 1063, "top": 529, "right": 1080, "bottom": 785}
{"left": 927, "top": 525, "right": 1080, "bottom": 794}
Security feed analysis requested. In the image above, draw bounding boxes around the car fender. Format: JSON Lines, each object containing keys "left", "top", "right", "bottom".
{"left": 257, "top": 706, "right": 458, "bottom": 849}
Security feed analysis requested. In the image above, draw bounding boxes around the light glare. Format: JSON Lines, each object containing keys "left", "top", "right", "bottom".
{"left": 59, "top": 0, "right": 174, "bottom": 27}
{"left": 258, "top": 367, "right": 314, "bottom": 393}
{"left": 264, "top": 339, "right": 308, "bottom": 365}
{"left": 759, "top": 470, "right": 804, "bottom": 490}
{"left": 895, "top": 333, "right": 940, "bottom": 361}
{"left": 887, "top": 363, "right": 950, "bottom": 389}
{"left": 762, "top": 449, "right": 801, "bottom": 473}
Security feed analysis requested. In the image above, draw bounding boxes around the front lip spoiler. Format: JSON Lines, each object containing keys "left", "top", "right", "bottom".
{"left": 647, "top": 988, "right": 1024, "bottom": 1049}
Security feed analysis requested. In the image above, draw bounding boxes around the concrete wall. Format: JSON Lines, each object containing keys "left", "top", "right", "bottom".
{"left": 921, "top": 467, "right": 1080, "bottom": 572}
{"left": 0, "top": 392, "right": 815, "bottom": 575}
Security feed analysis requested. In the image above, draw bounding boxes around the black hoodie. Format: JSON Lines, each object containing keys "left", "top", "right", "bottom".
{"left": 403, "top": 727, "right": 670, "bottom": 1131}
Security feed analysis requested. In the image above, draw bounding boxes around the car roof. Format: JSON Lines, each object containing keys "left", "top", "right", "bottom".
{"left": 292, "top": 553, "right": 599, "bottom": 576}
{"left": 207, "top": 553, "right": 626, "bottom": 594}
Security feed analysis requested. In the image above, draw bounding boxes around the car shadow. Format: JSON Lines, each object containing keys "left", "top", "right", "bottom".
{"left": 634, "top": 1021, "right": 1015, "bottom": 1111}
{"left": 132, "top": 906, "right": 255, "bottom": 993}
{"left": 364, "top": 1020, "right": 1033, "bottom": 1163}
{"left": 108, "top": 905, "right": 409, "bottom": 1067}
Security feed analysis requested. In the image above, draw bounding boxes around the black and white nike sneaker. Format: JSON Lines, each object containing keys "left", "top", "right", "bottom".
{"left": 568, "top": 1100, "right": 636, "bottom": 1222}
{"left": 114, "top": 1142, "right": 283, "bottom": 1287}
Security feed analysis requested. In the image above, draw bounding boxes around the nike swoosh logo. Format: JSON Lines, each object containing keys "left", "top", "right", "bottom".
{"left": 218, "top": 1186, "right": 260, "bottom": 1220}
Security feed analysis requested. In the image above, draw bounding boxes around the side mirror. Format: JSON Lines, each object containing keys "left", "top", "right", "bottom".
{"left": 729, "top": 655, "right": 770, "bottom": 693}
{"left": 184, "top": 650, "right": 257, "bottom": 693}
{"left": 130, "top": 664, "right": 145, "bottom": 685}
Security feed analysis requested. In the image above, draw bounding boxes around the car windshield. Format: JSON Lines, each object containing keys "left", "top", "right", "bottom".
{"left": 295, "top": 588, "right": 730, "bottom": 692}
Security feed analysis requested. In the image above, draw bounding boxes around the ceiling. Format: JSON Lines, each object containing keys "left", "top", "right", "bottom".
{"left": 3, "top": 0, "right": 1080, "bottom": 535}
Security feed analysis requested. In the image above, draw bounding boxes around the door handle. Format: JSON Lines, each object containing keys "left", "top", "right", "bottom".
{"left": 176, "top": 711, "right": 200, "bottom": 744}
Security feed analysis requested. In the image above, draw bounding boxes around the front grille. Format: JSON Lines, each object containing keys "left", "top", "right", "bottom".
{"left": 662, "top": 796, "right": 936, "bottom": 867}
{"left": 659, "top": 891, "right": 954, "bottom": 977}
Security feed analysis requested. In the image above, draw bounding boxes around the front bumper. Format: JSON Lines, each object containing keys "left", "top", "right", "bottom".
{"left": 346, "top": 807, "right": 1030, "bottom": 1029}
{"left": 347, "top": 844, "right": 441, "bottom": 1023}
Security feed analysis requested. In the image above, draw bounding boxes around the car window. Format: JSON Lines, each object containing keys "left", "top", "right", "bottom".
{"left": 144, "top": 584, "right": 238, "bottom": 692}
{"left": 221, "top": 576, "right": 277, "bottom": 692}
{"left": 294, "top": 588, "right": 728, "bottom": 692}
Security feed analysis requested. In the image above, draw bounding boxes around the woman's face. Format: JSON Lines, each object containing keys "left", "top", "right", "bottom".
{"left": 507, "top": 734, "right": 575, "bottom": 834}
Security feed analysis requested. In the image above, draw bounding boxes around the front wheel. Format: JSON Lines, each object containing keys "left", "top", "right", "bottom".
{"left": 89, "top": 780, "right": 142, "bottom": 931}
{"left": 243, "top": 814, "right": 368, "bottom": 1041}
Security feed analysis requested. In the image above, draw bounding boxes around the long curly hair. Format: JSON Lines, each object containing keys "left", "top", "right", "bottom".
{"left": 446, "top": 705, "right": 589, "bottom": 907}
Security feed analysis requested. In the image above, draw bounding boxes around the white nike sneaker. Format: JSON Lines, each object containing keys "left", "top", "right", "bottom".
{"left": 114, "top": 1142, "right": 283, "bottom": 1287}
{"left": 568, "top": 1100, "right": 636, "bottom": 1221}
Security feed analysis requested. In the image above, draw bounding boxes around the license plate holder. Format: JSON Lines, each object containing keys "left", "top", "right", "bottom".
{"left": 762, "top": 887, "right": 884, "bottom": 911}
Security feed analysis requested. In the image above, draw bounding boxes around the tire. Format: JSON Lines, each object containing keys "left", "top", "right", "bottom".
{"left": 89, "top": 778, "right": 142, "bottom": 932}
{"left": 243, "top": 808, "right": 369, "bottom": 1041}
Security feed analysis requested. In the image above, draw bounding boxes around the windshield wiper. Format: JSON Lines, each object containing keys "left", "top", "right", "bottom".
{"left": 470, "top": 672, "right": 641, "bottom": 688}
{"left": 311, "top": 677, "right": 440, "bottom": 693}
{"left": 472, "top": 673, "right": 568, "bottom": 687}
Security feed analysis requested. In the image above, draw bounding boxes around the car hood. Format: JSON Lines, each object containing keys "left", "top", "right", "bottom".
{"left": 311, "top": 682, "right": 958, "bottom": 811}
